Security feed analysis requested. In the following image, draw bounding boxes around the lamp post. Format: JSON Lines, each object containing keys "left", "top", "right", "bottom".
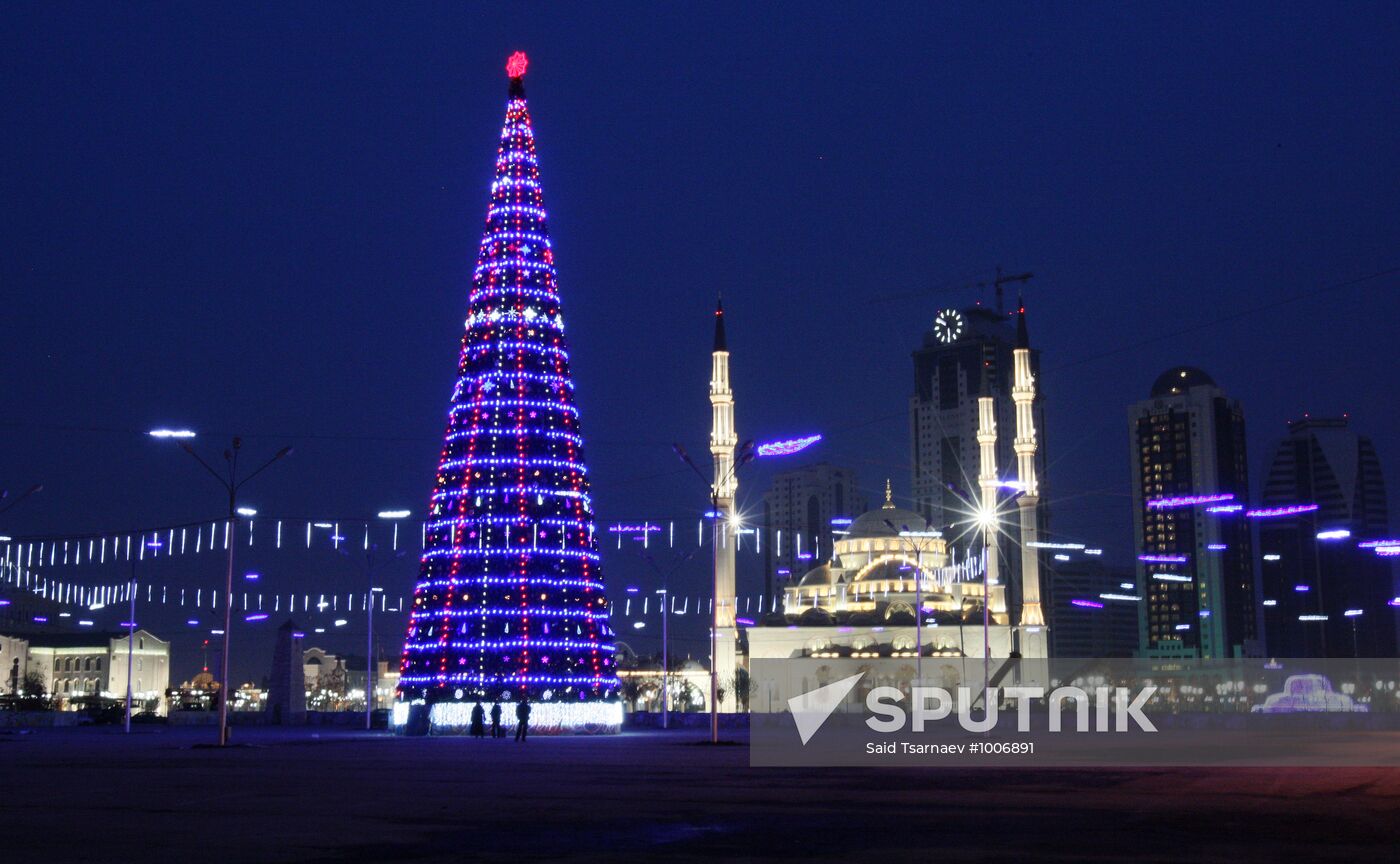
{"left": 885, "top": 521, "right": 941, "bottom": 683}
{"left": 641, "top": 548, "right": 693, "bottom": 731}
{"left": 163, "top": 433, "right": 291, "bottom": 746}
{"left": 351, "top": 513, "right": 410, "bottom": 732}
{"left": 125, "top": 556, "right": 136, "bottom": 733}
{"left": 657, "top": 587, "right": 670, "bottom": 726}
{"left": 945, "top": 481, "right": 1023, "bottom": 707}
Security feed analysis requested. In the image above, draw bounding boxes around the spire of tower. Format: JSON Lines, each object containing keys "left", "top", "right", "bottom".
{"left": 1016, "top": 290, "right": 1030, "bottom": 349}
{"left": 713, "top": 297, "right": 727, "bottom": 352}
{"left": 882, "top": 478, "right": 894, "bottom": 509}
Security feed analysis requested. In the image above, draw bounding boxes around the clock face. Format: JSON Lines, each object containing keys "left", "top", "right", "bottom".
{"left": 933, "top": 308, "right": 963, "bottom": 344}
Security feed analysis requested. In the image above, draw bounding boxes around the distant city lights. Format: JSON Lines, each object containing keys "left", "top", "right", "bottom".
{"left": 1146, "top": 492, "right": 1235, "bottom": 510}
{"left": 1070, "top": 599, "right": 1104, "bottom": 609}
{"left": 1139, "top": 554, "right": 1187, "bottom": 563}
{"left": 1246, "top": 503, "right": 1319, "bottom": 518}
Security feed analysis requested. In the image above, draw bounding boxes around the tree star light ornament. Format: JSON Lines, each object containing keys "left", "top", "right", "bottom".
{"left": 393, "top": 52, "right": 620, "bottom": 732}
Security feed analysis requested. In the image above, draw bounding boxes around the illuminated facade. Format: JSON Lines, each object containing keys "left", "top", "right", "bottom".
{"left": 394, "top": 53, "right": 619, "bottom": 732}
{"left": 1128, "top": 367, "right": 1260, "bottom": 658}
{"left": 0, "top": 629, "right": 170, "bottom": 712}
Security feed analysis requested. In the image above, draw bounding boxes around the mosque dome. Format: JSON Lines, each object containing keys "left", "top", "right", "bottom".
{"left": 797, "top": 564, "right": 835, "bottom": 588}
{"left": 848, "top": 507, "right": 928, "bottom": 539}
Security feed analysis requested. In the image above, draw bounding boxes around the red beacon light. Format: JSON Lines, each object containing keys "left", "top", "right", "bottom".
{"left": 506, "top": 51, "right": 528, "bottom": 79}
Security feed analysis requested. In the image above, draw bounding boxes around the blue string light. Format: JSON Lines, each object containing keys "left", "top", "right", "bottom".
{"left": 396, "top": 64, "right": 619, "bottom": 714}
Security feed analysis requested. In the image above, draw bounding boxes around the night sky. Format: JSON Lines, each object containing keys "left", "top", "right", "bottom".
{"left": 3, "top": 3, "right": 1398, "bottom": 683}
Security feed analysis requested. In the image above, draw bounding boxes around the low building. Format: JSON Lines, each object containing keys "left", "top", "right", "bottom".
{"left": 0, "top": 629, "right": 171, "bottom": 713}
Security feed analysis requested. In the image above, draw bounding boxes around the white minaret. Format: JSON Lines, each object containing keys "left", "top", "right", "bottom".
{"left": 709, "top": 298, "right": 738, "bottom": 713}
{"left": 1012, "top": 302, "right": 1046, "bottom": 627}
{"left": 976, "top": 396, "right": 1001, "bottom": 604}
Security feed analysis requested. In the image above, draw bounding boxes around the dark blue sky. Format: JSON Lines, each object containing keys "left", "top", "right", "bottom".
{"left": 3, "top": 3, "right": 1398, "bottom": 680}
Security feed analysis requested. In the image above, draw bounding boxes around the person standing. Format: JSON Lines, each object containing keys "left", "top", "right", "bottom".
{"left": 470, "top": 701, "right": 486, "bottom": 738}
{"left": 514, "top": 697, "right": 531, "bottom": 742}
{"left": 490, "top": 700, "right": 503, "bottom": 738}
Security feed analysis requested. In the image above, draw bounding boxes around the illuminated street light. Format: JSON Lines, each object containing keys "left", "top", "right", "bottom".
{"left": 148, "top": 428, "right": 197, "bottom": 439}
{"left": 161, "top": 434, "right": 292, "bottom": 746}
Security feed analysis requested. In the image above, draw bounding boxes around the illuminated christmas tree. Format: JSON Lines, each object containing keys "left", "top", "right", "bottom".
{"left": 396, "top": 52, "right": 619, "bottom": 732}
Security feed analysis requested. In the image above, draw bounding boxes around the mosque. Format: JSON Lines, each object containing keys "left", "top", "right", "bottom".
{"left": 740, "top": 302, "right": 1051, "bottom": 672}
{"left": 746, "top": 482, "right": 1046, "bottom": 665}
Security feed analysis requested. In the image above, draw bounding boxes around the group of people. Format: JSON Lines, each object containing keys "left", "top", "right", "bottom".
{"left": 468, "top": 697, "right": 531, "bottom": 741}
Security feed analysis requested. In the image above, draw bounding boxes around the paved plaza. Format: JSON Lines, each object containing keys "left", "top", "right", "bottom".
{"left": 1, "top": 726, "right": 1397, "bottom": 862}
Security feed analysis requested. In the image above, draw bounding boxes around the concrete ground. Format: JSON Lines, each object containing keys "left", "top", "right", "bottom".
{"left": 1, "top": 726, "right": 1396, "bottom": 863}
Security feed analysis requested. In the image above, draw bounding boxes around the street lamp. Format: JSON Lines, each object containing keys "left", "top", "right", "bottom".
{"left": 165, "top": 435, "right": 291, "bottom": 746}
{"left": 946, "top": 481, "right": 1024, "bottom": 707}
{"left": 884, "top": 520, "right": 941, "bottom": 683}
{"left": 1343, "top": 608, "right": 1364, "bottom": 658}
{"left": 360, "top": 509, "right": 411, "bottom": 729}
{"left": 641, "top": 548, "right": 693, "bottom": 731}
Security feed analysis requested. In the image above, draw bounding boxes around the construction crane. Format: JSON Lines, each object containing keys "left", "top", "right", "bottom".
{"left": 990, "top": 267, "right": 1033, "bottom": 316}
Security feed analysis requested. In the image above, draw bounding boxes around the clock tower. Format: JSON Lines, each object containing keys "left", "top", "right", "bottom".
{"left": 910, "top": 301, "right": 1049, "bottom": 616}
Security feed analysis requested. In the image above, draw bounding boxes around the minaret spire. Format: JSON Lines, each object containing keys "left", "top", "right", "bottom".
{"left": 1016, "top": 289, "right": 1030, "bottom": 349}
{"left": 1012, "top": 295, "right": 1046, "bottom": 629}
{"left": 708, "top": 297, "right": 738, "bottom": 715}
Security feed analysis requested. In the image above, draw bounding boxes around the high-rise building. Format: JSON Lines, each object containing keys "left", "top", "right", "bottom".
{"left": 761, "top": 463, "right": 867, "bottom": 598}
{"left": 1042, "top": 554, "right": 1139, "bottom": 658}
{"left": 1128, "top": 367, "right": 1260, "bottom": 658}
{"left": 910, "top": 300, "right": 1048, "bottom": 625}
{"left": 1256, "top": 417, "right": 1397, "bottom": 657}
{"left": 394, "top": 53, "right": 620, "bottom": 734}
